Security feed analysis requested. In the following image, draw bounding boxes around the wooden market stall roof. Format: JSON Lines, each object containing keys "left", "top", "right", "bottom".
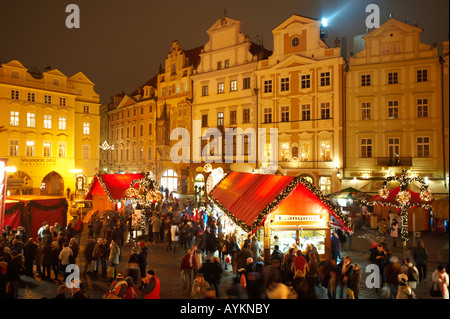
{"left": 84, "top": 173, "right": 145, "bottom": 202}
{"left": 208, "top": 171, "right": 353, "bottom": 233}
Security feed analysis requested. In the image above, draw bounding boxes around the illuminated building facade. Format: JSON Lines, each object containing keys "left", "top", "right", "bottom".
{"left": 0, "top": 60, "right": 100, "bottom": 197}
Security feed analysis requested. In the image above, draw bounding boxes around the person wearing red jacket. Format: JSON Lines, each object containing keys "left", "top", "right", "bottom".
{"left": 141, "top": 270, "right": 160, "bottom": 299}
{"left": 180, "top": 248, "right": 197, "bottom": 295}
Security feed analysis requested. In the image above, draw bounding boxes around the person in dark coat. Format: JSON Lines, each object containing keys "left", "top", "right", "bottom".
{"left": 23, "top": 238, "right": 38, "bottom": 277}
{"left": 7, "top": 250, "right": 23, "bottom": 299}
{"left": 204, "top": 226, "right": 217, "bottom": 258}
{"left": 84, "top": 237, "right": 96, "bottom": 274}
{"left": 137, "top": 242, "right": 148, "bottom": 279}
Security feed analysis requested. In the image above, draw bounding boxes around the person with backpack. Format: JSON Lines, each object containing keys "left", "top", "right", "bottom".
{"left": 401, "top": 257, "right": 419, "bottom": 291}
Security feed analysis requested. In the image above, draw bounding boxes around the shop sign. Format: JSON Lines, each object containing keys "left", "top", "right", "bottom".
{"left": 274, "top": 215, "right": 321, "bottom": 222}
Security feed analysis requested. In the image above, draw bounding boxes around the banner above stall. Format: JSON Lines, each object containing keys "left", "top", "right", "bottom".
{"left": 209, "top": 171, "right": 353, "bottom": 233}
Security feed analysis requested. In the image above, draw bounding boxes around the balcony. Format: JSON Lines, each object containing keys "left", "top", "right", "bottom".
{"left": 377, "top": 157, "right": 412, "bottom": 167}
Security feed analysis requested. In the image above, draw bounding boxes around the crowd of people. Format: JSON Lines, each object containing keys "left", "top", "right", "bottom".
{"left": 0, "top": 195, "right": 449, "bottom": 300}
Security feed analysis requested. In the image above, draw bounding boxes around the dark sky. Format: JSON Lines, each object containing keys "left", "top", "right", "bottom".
{"left": 0, "top": 0, "right": 448, "bottom": 104}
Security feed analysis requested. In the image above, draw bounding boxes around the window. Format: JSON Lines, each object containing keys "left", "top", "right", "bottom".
{"left": 149, "top": 105, "right": 153, "bottom": 113}
{"left": 224, "top": 59, "right": 230, "bottom": 68}
{"left": 184, "top": 82, "right": 188, "bottom": 92}
{"left": 301, "top": 74, "right": 311, "bottom": 89}
{"left": 27, "top": 113, "right": 36, "bottom": 127}
{"left": 148, "top": 124, "right": 152, "bottom": 135}
{"left": 320, "top": 72, "right": 331, "bottom": 87}
{"left": 217, "top": 82, "right": 225, "bottom": 94}
{"left": 176, "top": 83, "right": 180, "bottom": 94}
{"left": 217, "top": 61, "right": 222, "bottom": 70}
{"left": 27, "top": 92, "right": 35, "bottom": 102}
{"left": 10, "top": 111, "right": 19, "bottom": 126}
{"left": 301, "top": 104, "right": 311, "bottom": 121}
{"left": 168, "top": 86, "right": 172, "bottom": 95}
{"left": 230, "top": 80, "right": 237, "bottom": 92}
{"left": 388, "top": 72, "right": 398, "bottom": 84}
{"left": 417, "top": 99, "right": 428, "bottom": 118}
{"left": 11, "top": 90, "right": 19, "bottom": 100}
{"left": 388, "top": 137, "right": 400, "bottom": 158}
{"left": 83, "top": 105, "right": 90, "bottom": 114}
{"left": 243, "top": 77, "right": 251, "bottom": 89}
{"left": 161, "top": 87, "right": 166, "bottom": 97}
{"left": 388, "top": 100, "right": 399, "bottom": 119}
{"left": 82, "top": 145, "right": 90, "bottom": 159}
{"left": 361, "top": 102, "right": 372, "bottom": 120}
{"left": 202, "top": 85, "right": 209, "bottom": 96}
{"left": 217, "top": 112, "right": 224, "bottom": 128}
{"left": 291, "top": 37, "right": 299, "bottom": 47}
{"left": 58, "top": 142, "right": 66, "bottom": 157}
{"left": 9, "top": 140, "right": 18, "bottom": 156}
{"left": 83, "top": 123, "right": 90, "bottom": 135}
{"left": 319, "top": 177, "right": 332, "bottom": 195}
{"left": 202, "top": 114, "right": 208, "bottom": 127}
{"left": 417, "top": 70, "right": 428, "bottom": 82}
{"left": 361, "top": 74, "right": 371, "bottom": 87}
{"left": 132, "top": 126, "right": 136, "bottom": 138}
{"left": 361, "top": 138, "right": 373, "bottom": 158}
{"left": 264, "top": 80, "right": 272, "bottom": 93}
{"left": 140, "top": 124, "right": 144, "bottom": 137}
{"left": 300, "top": 142, "right": 311, "bottom": 161}
{"left": 281, "top": 106, "right": 290, "bottom": 122}
{"left": 243, "top": 109, "right": 250, "bottom": 123}
{"left": 43, "top": 142, "right": 51, "bottom": 157}
{"left": 230, "top": 111, "right": 237, "bottom": 125}
{"left": 320, "top": 142, "right": 332, "bottom": 161}
{"left": 280, "top": 77, "right": 290, "bottom": 92}
{"left": 264, "top": 108, "right": 272, "bottom": 124}
{"left": 44, "top": 95, "right": 52, "bottom": 104}
{"left": 320, "top": 102, "right": 331, "bottom": 119}
{"left": 139, "top": 147, "right": 144, "bottom": 161}
{"left": 26, "top": 141, "right": 35, "bottom": 156}
{"left": 43, "top": 114, "right": 52, "bottom": 129}
{"left": 417, "top": 137, "right": 430, "bottom": 158}
{"left": 126, "top": 127, "right": 130, "bottom": 138}
{"left": 59, "top": 97, "right": 66, "bottom": 106}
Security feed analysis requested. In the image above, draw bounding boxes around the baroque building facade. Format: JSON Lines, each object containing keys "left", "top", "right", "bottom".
{"left": 0, "top": 60, "right": 100, "bottom": 197}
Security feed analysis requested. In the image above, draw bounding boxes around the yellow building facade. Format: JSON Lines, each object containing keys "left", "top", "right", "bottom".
{"left": 256, "top": 15, "right": 345, "bottom": 194}
{"left": 190, "top": 16, "right": 271, "bottom": 181}
{"left": 345, "top": 19, "right": 448, "bottom": 195}
{"left": 0, "top": 60, "right": 100, "bottom": 197}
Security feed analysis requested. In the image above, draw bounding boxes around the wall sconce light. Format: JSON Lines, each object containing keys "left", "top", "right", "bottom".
{"left": 336, "top": 168, "right": 341, "bottom": 181}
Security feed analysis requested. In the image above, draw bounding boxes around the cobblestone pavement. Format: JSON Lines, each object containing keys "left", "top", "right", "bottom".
{"left": 16, "top": 226, "right": 448, "bottom": 299}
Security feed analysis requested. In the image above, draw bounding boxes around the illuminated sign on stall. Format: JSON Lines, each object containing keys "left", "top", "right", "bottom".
{"left": 274, "top": 215, "right": 322, "bottom": 222}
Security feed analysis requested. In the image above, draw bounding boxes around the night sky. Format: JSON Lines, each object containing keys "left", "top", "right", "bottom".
{"left": 0, "top": 0, "right": 448, "bottom": 104}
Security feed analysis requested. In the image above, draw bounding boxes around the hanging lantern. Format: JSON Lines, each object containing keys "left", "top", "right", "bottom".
{"left": 396, "top": 190, "right": 411, "bottom": 206}
{"left": 378, "top": 187, "right": 390, "bottom": 199}
{"left": 419, "top": 188, "right": 432, "bottom": 202}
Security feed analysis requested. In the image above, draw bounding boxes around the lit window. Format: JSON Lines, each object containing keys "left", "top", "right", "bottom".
{"left": 27, "top": 113, "right": 36, "bottom": 127}
{"left": 59, "top": 117, "right": 67, "bottom": 130}
{"left": 217, "top": 82, "right": 225, "bottom": 94}
{"left": 10, "top": 111, "right": 19, "bottom": 126}
{"left": 26, "top": 141, "right": 35, "bottom": 156}
{"left": 43, "top": 114, "right": 52, "bottom": 129}
{"left": 9, "top": 140, "right": 19, "bottom": 156}
{"left": 320, "top": 142, "right": 332, "bottom": 161}
{"left": 83, "top": 122, "right": 90, "bottom": 135}
{"left": 58, "top": 142, "right": 66, "bottom": 157}
{"left": 361, "top": 138, "right": 373, "bottom": 158}
{"left": 319, "top": 176, "right": 331, "bottom": 195}
{"left": 230, "top": 80, "right": 237, "bottom": 92}
{"left": 43, "top": 142, "right": 51, "bottom": 157}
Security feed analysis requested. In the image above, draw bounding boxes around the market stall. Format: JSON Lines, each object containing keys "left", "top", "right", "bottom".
{"left": 365, "top": 186, "right": 431, "bottom": 232}
{"left": 84, "top": 173, "right": 145, "bottom": 212}
{"left": 6, "top": 195, "right": 68, "bottom": 239}
{"left": 208, "top": 171, "right": 353, "bottom": 262}
{"left": 327, "top": 187, "right": 370, "bottom": 229}
{"left": 431, "top": 196, "right": 449, "bottom": 233}
{"left": 3, "top": 199, "right": 25, "bottom": 230}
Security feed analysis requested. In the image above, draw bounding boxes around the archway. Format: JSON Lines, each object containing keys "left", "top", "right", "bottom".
{"left": 40, "top": 171, "right": 64, "bottom": 196}
{"left": 160, "top": 169, "right": 178, "bottom": 193}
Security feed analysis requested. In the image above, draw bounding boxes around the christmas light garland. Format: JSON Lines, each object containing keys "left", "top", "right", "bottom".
{"left": 363, "top": 169, "right": 432, "bottom": 243}
{"left": 208, "top": 172, "right": 354, "bottom": 234}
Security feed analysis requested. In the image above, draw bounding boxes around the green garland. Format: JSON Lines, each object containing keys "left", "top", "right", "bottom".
{"left": 208, "top": 173, "right": 354, "bottom": 234}
{"left": 362, "top": 169, "right": 432, "bottom": 243}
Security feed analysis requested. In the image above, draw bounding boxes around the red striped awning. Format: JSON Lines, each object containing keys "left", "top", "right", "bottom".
{"left": 209, "top": 171, "right": 352, "bottom": 233}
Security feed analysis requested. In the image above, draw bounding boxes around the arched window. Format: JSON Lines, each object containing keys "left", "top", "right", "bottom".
{"left": 160, "top": 169, "right": 178, "bottom": 192}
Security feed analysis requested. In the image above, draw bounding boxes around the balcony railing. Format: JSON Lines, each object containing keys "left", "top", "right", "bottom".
{"left": 377, "top": 157, "right": 412, "bottom": 167}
